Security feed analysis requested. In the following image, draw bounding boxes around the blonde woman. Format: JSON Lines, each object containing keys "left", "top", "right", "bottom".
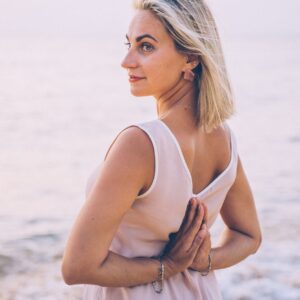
{"left": 61, "top": 0, "right": 262, "bottom": 299}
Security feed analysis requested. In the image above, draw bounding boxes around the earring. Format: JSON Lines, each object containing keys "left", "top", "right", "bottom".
{"left": 184, "top": 69, "right": 195, "bottom": 81}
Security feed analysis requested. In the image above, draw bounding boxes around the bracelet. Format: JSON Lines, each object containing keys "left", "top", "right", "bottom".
{"left": 151, "top": 256, "right": 165, "bottom": 293}
{"left": 200, "top": 252, "right": 212, "bottom": 276}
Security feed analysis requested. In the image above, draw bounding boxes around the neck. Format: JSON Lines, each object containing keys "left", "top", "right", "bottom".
{"left": 155, "top": 78, "right": 198, "bottom": 126}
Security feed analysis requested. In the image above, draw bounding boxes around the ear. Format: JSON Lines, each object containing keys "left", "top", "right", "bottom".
{"left": 185, "top": 54, "right": 200, "bottom": 70}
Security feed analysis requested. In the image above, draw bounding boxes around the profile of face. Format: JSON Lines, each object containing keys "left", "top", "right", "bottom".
{"left": 121, "top": 10, "right": 188, "bottom": 98}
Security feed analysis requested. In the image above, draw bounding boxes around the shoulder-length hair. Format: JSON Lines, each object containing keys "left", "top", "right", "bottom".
{"left": 133, "top": 0, "right": 236, "bottom": 132}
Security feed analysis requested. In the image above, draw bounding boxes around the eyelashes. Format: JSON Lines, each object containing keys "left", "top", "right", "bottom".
{"left": 124, "top": 42, "right": 131, "bottom": 49}
{"left": 124, "top": 42, "right": 155, "bottom": 52}
{"left": 141, "top": 42, "right": 154, "bottom": 52}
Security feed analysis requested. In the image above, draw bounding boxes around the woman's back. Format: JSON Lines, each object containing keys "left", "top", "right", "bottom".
{"left": 83, "top": 118, "right": 238, "bottom": 299}
{"left": 154, "top": 119, "right": 233, "bottom": 196}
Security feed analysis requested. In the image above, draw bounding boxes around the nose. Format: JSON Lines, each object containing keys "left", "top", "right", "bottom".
{"left": 121, "top": 50, "right": 138, "bottom": 69}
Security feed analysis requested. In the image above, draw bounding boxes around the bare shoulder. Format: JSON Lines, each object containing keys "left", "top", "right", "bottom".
{"left": 205, "top": 122, "right": 231, "bottom": 164}
{"left": 102, "top": 125, "right": 154, "bottom": 196}
{"left": 105, "top": 125, "right": 154, "bottom": 162}
{"left": 208, "top": 122, "right": 231, "bottom": 142}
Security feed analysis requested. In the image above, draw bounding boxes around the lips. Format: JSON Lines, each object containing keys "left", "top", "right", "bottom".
{"left": 129, "top": 75, "right": 146, "bottom": 82}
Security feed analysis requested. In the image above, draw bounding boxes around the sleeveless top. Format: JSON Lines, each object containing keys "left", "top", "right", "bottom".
{"left": 82, "top": 118, "right": 238, "bottom": 300}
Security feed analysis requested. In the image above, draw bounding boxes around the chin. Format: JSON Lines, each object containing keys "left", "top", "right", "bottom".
{"left": 130, "top": 87, "right": 152, "bottom": 97}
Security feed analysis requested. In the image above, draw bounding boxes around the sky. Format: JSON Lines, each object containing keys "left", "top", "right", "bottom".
{"left": 0, "top": 0, "right": 299, "bottom": 38}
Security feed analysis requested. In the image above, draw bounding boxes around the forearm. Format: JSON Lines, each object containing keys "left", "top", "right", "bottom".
{"left": 210, "top": 227, "right": 261, "bottom": 270}
{"left": 78, "top": 250, "right": 175, "bottom": 287}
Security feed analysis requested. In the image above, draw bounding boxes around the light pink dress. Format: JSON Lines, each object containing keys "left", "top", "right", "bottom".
{"left": 82, "top": 118, "right": 238, "bottom": 300}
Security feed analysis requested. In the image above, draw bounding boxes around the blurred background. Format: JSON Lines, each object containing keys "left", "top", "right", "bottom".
{"left": 0, "top": 0, "right": 299, "bottom": 299}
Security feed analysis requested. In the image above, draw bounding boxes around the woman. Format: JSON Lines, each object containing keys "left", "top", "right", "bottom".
{"left": 61, "top": 0, "right": 262, "bottom": 299}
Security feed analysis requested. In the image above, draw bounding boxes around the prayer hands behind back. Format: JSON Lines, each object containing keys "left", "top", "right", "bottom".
{"left": 162, "top": 198, "right": 211, "bottom": 273}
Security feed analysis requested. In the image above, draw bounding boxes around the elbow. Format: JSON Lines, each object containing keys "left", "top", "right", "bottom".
{"left": 251, "top": 232, "right": 263, "bottom": 254}
{"left": 61, "top": 259, "right": 88, "bottom": 285}
{"left": 61, "top": 250, "right": 107, "bottom": 285}
{"left": 61, "top": 258, "right": 102, "bottom": 286}
{"left": 61, "top": 262, "right": 78, "bottom": 285}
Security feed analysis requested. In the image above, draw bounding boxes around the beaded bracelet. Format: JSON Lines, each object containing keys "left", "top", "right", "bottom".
{"left": 151, "top": 256, "right": 165, "bottom": 293}
{"left": 200, "top": 252, "right": 212, "bottom": 276}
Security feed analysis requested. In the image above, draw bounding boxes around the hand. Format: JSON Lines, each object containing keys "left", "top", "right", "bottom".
{"left": 189, "top": 202, "right": 212, "bottom": 272}
{"left": 161, "top": 197, "right": 207, "bottom": 275}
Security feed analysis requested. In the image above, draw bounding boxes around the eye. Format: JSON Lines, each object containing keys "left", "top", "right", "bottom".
{"left": 141, "top": 42, "right": 154, "bottom": 52}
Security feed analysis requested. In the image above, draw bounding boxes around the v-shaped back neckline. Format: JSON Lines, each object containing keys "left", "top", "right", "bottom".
{"left": 156, "top": 118, "right": 234, "bottom": 196}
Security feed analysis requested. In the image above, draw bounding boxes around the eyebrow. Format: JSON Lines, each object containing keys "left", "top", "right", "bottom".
{"left": 125, "top": 33, "right": 158, "bottom": 43}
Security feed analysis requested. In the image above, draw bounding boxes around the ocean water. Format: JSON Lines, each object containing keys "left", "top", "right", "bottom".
{"left": 0, "top": 34, "right": 299, "bottom": 299}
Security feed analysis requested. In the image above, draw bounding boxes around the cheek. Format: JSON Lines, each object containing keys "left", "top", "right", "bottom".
{"left": 158, "top": 61, "right": 181, "bottom": 82}
{"left": 129, "top": 53, "right": 183, "bottom": 97}
{"left": 146, "top": 55, "right": 183, "bottom": 89}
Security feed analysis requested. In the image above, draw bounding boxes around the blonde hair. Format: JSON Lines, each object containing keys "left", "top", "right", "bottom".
{"left": 133, "top": 0, "right": 236, "bottom": 132}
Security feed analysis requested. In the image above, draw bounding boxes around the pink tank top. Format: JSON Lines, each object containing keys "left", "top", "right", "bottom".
{"left": 83, "top": 118, "right": 238, "bottom": 300}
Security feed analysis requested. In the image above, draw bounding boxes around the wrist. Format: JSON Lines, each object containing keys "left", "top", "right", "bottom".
{"left": 160, "top": 257, "right": 179, "bottom": 279}
{"left": 209, "top": 248, "right": 215, "bottom": 271}
{"left": 151, "top": 256, "right": 164, "bottom": 293}
{"left": 200, "top": 251, "right": 212, "bottom": 276}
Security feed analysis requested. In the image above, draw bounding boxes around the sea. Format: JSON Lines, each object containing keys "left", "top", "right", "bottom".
{"left": 0, "top": 5, "right": 300, "bottom": 300}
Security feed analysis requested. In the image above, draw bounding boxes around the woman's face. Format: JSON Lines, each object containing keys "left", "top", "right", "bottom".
{"left": 121, "top": 10, "right": 187, "bottom": 98}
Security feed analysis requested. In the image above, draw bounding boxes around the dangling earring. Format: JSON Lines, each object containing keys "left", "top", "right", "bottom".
{"left": 183, "top": 69, "right": 195, "bottom": 81}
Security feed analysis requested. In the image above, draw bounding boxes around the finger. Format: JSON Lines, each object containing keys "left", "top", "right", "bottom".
{"left": 202, "top": 203, "right": 208, "bottom": 225}
{"left": 184, "top": 198, "right": 193, "bottom": 219}
{"left": 173, "top": 202, "right": 202, "bottom": 252}
{"left": 184, "top": 198, "right": 198, "bottom": 230}
{"left": 200, "top": 236, "right": 212, "bottom": 255}
{"left": 179, "top": 198, "right": 194, "bottom": 231}
{"left": 185, "top": 202, "right": 204, "bottom": 242}
{"left": 189, "top": 229, "right": 204, "bottom": 254}
{"left": 197, "top": 225, "right": 208, "bottom": 240}
{"left": 197, "top": 212, "right": 209, "bottom": 237}
{"left": 191, "top": 231, "right": 209, "bottom": 262}
{"left": 190, "top": 201, "right": 204, "bottom": 231}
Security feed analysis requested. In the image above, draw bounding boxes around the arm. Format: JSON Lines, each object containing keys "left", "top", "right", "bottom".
{"left": 210, "top": 155, "right": 262, "bottom": 270}
{"left": 61, "top": 126, "right": 168, "bottom": 286}
{"left": 82, "top": 250, "right": 175, "bottom": 287}
{"left": 61, "top": 127, "right": 202, "bottom": 287}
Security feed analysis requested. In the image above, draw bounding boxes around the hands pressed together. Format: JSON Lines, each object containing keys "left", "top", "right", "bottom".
{"left": 161, "top": 197, "right": 211, "bottom": 275}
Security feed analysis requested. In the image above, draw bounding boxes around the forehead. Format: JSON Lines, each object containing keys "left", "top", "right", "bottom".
{"left": 127, "top": 10, "right": 170, "bottom": 42}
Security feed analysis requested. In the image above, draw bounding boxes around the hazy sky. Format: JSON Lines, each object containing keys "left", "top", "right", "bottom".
{"left": 0, "top": 0, "right": 299, "bottom": 38}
